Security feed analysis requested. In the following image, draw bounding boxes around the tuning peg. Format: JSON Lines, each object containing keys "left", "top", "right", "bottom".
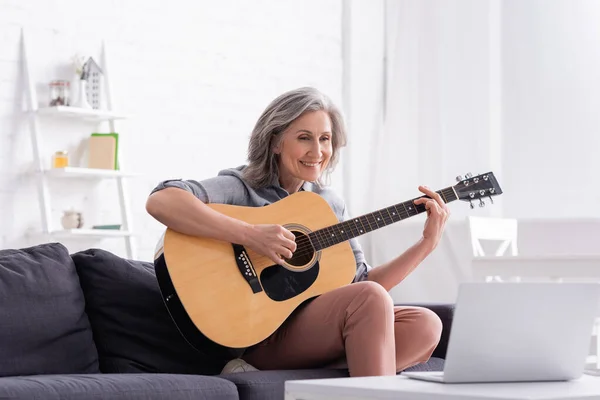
{"left": 465, "top": 172, "right": 473, "bottom": 179}
{"left": 479, "top": 199, "right": 485, "bottom": 208}
{"left": 469, "top": 200, "right": 474, "bottom": 209}
{"left": 488, "top": 195, "right": 494, "bottom": 204}
{"left": 456, "top": 175, "right": 463, "bottom": 182}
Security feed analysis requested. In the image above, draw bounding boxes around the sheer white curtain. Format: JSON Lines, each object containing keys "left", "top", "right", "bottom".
{"left": 345, "top": 0, "right": 600, "bottom": 302}
{"left": 371, "top": 0, "right": 443, "bottom": 211}
{"left": 347, "top": 0, "right": 499, "bottom": 302}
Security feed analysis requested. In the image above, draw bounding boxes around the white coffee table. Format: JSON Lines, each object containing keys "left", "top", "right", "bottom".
{"left": 285, "top": 375, "right": 600, "bottom": 400}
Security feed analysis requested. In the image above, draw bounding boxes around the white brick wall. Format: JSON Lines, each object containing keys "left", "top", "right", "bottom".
{"left": 0, "top": 0, "right": 344, "bottom": 260}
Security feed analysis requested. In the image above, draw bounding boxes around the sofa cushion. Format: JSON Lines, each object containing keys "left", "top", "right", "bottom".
{"left": 71, "top": 249, "right": 234, "bottom": 376}
{"left": 221, "top": 369, "right": 347, "bottom": 400}
{"left": 0, "top": 243, "right": 99, "bottom": 377}
{"left": 220, "top": 358, "right": 445, "bottom": 400}
{"left": 0, "top": 373, "right": 238, "bottom": 400}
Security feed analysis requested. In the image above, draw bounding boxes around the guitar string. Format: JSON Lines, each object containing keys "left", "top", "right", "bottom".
{"left": 289, "top": 191, "right": 471, "bottom": 258}
{"left": 296, "top": 200, "right": 422, "bottom": 244}
{"left": 282, "top": 208, "right": 416, "bottom": 259}
{"left": 286, "top": 203, "right": 426, "bottom": 258}
{"left": 272, "top": 187, "right": 466, "bottom": 259}
{"left": 293, "top": 209, "right": 409, "bottom": 249}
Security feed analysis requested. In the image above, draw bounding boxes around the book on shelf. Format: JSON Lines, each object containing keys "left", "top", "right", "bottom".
{"left": 88, "top": 133, "right": 119, "bottom": 170}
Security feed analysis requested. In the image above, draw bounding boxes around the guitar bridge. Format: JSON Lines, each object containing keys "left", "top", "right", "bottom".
{"left": 232, "top": 244, "right": 263, "bottom": 294}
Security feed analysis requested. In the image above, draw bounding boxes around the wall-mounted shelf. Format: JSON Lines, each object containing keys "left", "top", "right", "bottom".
{"left": 37, "top": 106, "right": 129, "bottom": 121}
{"left": 43, "top": 167, "right": 137, "bottom": 179}
{"left": 50, "top": 229, "right": 133, "bottom": 238}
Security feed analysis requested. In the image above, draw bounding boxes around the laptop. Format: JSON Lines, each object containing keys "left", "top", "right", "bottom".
{"left": 402, "top": 282, "right": 600, "bottom": 384}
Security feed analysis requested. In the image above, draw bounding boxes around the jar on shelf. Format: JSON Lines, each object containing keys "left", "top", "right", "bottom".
{"left": 52, "top": 151, "right": 69, "bottom": 168}
{"left": 61, "top": 210, "right": 84, "bottom": 229}
{"left": 49, "top": 80, "right": 70, "bottom": 106}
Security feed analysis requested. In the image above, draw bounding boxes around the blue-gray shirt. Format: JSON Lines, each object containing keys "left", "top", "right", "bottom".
{"left": 150, "top": 165, "right": 371, "bottom": 282}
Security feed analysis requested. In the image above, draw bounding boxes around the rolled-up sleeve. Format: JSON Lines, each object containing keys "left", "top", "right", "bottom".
{"left": 354, "top": 261, "right": 372, "bottom": 283}
{"left": 150, "top": 179, "right": 209, "bottom": 202}
{"left": 149, "top": 176, "right": 249, "bottom": 205}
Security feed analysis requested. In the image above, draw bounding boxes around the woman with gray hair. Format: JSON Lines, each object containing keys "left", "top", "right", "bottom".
{"left": 146, "top": 87, "right": 449, "bottom": 377}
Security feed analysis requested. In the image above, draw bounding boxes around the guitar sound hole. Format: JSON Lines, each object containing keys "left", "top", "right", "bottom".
{"left": 260, "top": 230, "right": 319, "bottom": 302}
{"left": 286, "top": 231, "right": 315, "bottom": 267}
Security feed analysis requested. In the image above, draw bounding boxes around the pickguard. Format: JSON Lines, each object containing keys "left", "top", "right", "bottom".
{"left": 260, "top": 262, "right": 320, "bottom": 301}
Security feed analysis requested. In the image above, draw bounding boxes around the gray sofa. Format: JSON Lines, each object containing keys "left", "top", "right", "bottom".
{"left": 0, "top": 243, "right": 453, "bottom": 400}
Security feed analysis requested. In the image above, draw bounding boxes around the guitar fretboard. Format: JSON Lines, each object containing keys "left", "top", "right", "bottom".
{"left": 308, "top": 187, "right": 457, "bottom": 251}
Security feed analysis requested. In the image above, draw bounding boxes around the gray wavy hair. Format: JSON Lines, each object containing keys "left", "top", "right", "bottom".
{"left": 242, "top": 87, "right": 347, "bottom": 189}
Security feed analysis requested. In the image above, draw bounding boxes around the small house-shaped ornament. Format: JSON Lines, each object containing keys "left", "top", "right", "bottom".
{"left": 83, "top": 57, "right": 103, "bottom": 109}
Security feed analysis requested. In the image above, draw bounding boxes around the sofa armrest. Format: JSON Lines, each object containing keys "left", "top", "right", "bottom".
{"left": 394, "top": 303, "right": 455, "bottom": 360}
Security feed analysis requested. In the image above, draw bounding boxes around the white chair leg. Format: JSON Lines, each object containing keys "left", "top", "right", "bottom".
{"left": 596, "top": 319, "right": 600, "bottom": 369}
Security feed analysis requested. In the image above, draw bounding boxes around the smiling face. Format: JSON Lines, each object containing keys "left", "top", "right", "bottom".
{"left": 273, "top": 110, "right": 333, "bottom": 193}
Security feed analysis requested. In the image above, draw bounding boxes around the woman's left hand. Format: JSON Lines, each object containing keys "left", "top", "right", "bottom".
{"left": 413, "top": 185, "right": 450, "bottom": 250}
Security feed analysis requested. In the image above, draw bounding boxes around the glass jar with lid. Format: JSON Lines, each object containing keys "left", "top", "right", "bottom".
{"left": 52, "top": 151, "right": 69, "bottom": 168}
{"left": 49, "top": 80, "right": 70, "bottom": 106}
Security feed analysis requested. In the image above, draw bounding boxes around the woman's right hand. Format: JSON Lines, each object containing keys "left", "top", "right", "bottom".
{"left": 243, "top": 224, "right": 297, "bottom": 265}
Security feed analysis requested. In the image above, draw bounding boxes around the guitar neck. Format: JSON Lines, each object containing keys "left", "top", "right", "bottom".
{"left": 308, "top": 186, "right": 458, "bottom": 251}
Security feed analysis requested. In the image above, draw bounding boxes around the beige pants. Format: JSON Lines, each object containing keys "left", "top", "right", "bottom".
{"left": 242, "top": 281, "right": 443, "bottom": 377}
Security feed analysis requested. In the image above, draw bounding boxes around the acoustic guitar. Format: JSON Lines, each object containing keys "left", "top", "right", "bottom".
{"left": 154, "top": 172, "right": 502, "bottom": 350}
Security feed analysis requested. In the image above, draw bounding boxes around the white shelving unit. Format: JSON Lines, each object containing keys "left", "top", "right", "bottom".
{"left": 36, "top": 106, "right": 129, "bottom": 121}
{"left": 21, "top": 28, "right": 137, "bottom": 259}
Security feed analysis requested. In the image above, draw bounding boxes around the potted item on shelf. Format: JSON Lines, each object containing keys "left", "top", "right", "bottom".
{"left": 61, "top": 210, "right": 84, "bottom": 229}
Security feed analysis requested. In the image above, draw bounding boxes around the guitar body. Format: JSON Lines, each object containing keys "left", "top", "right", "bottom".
{"left": 155, "top": 171, "right": 503, "bottom": 351}
{"left": 155, "top": 191, "right": 357, "bottom": 349}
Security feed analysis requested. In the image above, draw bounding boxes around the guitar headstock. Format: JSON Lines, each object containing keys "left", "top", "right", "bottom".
{"left": 453, "top": 172, "right": 502, "bottom": 209}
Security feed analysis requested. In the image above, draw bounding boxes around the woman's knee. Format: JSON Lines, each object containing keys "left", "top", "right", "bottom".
{"left": 414, "top": 308, "right": 443, "bottom": 347}
{"left": 352, "top": 281, "right": 395, "bottom": 314}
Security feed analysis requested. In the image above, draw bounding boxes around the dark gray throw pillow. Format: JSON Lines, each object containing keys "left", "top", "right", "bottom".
{"left": 71, "top": 248, "right": 235, "bottom": 375}
{"left": 0, "top": 243, "right": 100, "bottom": 377}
